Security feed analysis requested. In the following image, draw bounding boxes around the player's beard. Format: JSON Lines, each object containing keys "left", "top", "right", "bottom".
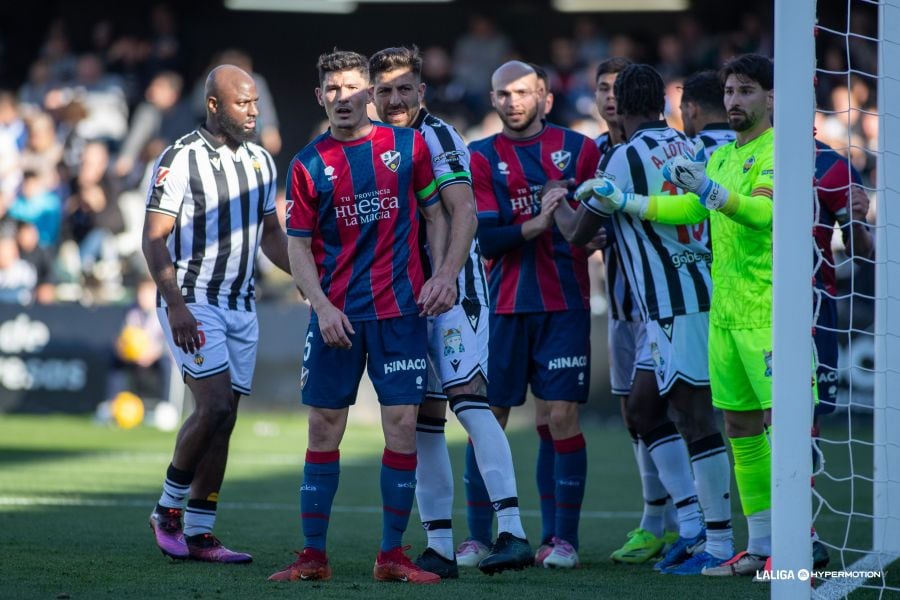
{"left": 500, "top": 105, "right": 539, "bottom": 133}
{"left": 219, "top": 111, "right": 256, "bottom": 144}
{"left": 728, "top": 109, "right": 758, "bottom": 132}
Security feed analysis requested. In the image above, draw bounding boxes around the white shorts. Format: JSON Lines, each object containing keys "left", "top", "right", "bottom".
{"left": 157, "top": 304, "right": 259, "bottom": 395}
{"left": 426, "top": 302, "right": 489, "bottom": 399}
{"left": 636, "top": 312, "right": 710, "bottom": 395}
{"left": 608, "top": 318, "right": 647, "bottom": 397}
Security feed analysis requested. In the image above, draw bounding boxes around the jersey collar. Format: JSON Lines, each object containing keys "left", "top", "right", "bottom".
{"left": 198, "top": 125, "right": 247, "bottom": 155}
{"left": 411, "top": 107, "right": 429, "bottom": 130}
{"left": 629, "top": 120, "right": 668, "bottom": 141}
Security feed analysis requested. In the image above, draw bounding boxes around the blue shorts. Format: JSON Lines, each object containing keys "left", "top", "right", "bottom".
{"left": 300, "top": 313, "right": 427, "bottom": 408}
{"left": 814, "top": 296, "right": 839, "bottom": 416}
{"left": 488, "top": 310, "right": 591, "bottom": 406}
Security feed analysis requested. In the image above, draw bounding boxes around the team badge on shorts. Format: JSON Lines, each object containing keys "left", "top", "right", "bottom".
{"left": 194, "top": 353, "right": 204, "bottom": 366}
{"left": 650, "top": 342, "right": 665, "bottom": 379}
{"left": 442, "top": 328, "right": 465, "bottom": 356}
{"left": 380, "top": 150, "right": 401, "bottom": 172}
{"left": 763, "top": 349, "right": 773, "bottom": 377}
{"left": 551, "top": 150, "right": 571, "bottom": 171}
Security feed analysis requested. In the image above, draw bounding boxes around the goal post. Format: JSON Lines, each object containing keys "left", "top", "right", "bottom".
{"left": 773, "top": 1, "right": 900, "bottom": 598}
{"left": 771, "top": 1, "right": 816, "bottom": 598}
{"left": 872, "top": 0, "right": 900, "bottom": 561}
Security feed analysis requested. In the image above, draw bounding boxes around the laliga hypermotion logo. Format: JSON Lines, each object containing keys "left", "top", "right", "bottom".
{"left": 380, "top": 150, "right": 401, "bottom": 172}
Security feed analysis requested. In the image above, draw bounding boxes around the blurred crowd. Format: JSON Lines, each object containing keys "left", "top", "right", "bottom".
{"left": 0, "top": 5, "right": 878, "bottom": 307}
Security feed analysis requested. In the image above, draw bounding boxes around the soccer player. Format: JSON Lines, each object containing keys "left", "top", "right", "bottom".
{"left": 466, "top": 60, "right": 600, "bottom": 569}
{"left": 584, "top": 54, "right": 779, "bottom": 576}
{"left": 268, "top": 50, "right": 451, "bottom": 585}
{"left": 555, "top": 63, "right": 736, "bottom": 575}
{"left": 680, "top": 70, "right": 736, "bottom": 156}
{"left": 368, "top": 46, "right": 532, "bottom": 578}
{"left": 144, "top": 64, "right": 290, "bottom": 563}
{"left": 589, "top": 56, "right": 682, "bottom": 565}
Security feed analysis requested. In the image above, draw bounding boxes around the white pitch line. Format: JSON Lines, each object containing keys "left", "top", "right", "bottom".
{"left": 0, "top": 496, "right": 641, "bottom": 519}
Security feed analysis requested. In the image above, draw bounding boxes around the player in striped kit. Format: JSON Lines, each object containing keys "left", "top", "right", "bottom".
{"left": 467, "top": 61, "right": 600, "bottom": 570}
{"left": 144, "top": 65, "right": 290, "bottom": 564}
{"left": 557, "top": 64, "right": 735, "bottom": 574}
{"left": 269, "top": 49, "right": 453, "bottom": 585}
{"left": 368, "top": 46, "right": 531, "bottom": 577}
{"left": 588, "top": 56, "right": 682, "bottom": 565}
{"left": 680, "top": 71, "right": 736, "bottom": 158}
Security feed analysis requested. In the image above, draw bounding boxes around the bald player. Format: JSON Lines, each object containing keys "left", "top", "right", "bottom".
{"left": 463, "top": 61, "right": 600, "bottom": 569}
{"left": 144, "top": 64, "right": 290, "bottom": 563}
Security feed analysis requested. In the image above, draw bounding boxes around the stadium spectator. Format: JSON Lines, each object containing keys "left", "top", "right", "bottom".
{"left": 14, "top": 220, "right": 55, "bottom": 304}
{"left": 145, "top": 64, "right": 289, "bottom": 564}
{"left": 8, "top": 170, "right": 62, "bottom": 248}
{"left": 61, "top": 140, "right": 124, "bottom": 294}
{"left": 451, "top": 15, "right": 512, "bottom": 119}
{"left": 0, "top": 228, "right": 36, "bottom": 304}
{"left": 269, "top": 49, "right": 448, "bottom": 585}
{"left": 468, "top": 60, "right": 598, "bottom": 570}
{"left": 108, "top": 277, "right": 168, "bottom": 403}
{"left": 58, "top": 54, "right": 129, "bottom": 149}
{"left": 369, "top": 45, "right": 531, "bottom": 578}
{"left": 20, "top": 111, "right": 63, "bottom": 191}
{"left": 114, "top": 71, "right": 193, "bottom": 180}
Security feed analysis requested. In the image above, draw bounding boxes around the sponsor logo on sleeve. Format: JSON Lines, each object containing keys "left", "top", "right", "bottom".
{"left": 154, "top": 167, "right": 171, "bottom": 187}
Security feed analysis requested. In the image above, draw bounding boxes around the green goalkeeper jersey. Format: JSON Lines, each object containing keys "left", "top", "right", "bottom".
{"left": 648, "top": 128, "right": 775, "bottom": 329}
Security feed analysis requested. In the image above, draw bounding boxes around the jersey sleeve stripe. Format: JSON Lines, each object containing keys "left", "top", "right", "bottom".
{"left": 752, "top": 187, "right": 774, "bottom": 198}
{"left": 146, "top": 206, "right": 179, "bottom": 217}
{"left": 435, "top": 171, "right": 472, "bottom": 187}
{"left": 416, "top": 180, "right": 438, "bottom": 203}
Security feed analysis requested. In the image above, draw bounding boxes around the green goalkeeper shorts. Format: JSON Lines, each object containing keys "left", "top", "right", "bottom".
{"left": 709, "top": 323, "right": 773, "bottom": 412}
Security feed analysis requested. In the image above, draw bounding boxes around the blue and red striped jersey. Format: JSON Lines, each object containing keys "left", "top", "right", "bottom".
{"left": 814, "top": 140, "right": 863, "bottom": 297}
{"left": 471, "top": 124, "right": 600, "bottom": 314}
{"left": 286, "top": 123, "right": 438, "bottom": 321}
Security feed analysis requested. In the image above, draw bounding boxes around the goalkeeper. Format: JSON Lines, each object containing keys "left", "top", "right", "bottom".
{"left": 576, "top": 54, "right": 778, "bottom": 576}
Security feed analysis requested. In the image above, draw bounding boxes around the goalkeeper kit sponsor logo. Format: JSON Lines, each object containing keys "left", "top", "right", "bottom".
{"left": 548, "top": 355, "right": 587, "bottom": 370}
{"left": 670, "top": 250, "right": 712, "bottom": 268}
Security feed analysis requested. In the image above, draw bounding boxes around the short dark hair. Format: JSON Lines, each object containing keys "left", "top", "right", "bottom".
{"left": 681, "top": 70, "right": 725, "bottom": 113}
{"left": 369, "top": 46, "right": 423, "bottom": 80}
{"left": 614, "top": 63, "right": 665, "bottom": 117}
{"left": 317, "top": 49, "right": 369, "bottom": 86}
{"left": 595, "top": 57, "right": 632, "bottom": 82}
{"left": 528, "top": 62, "right": 550, "bottom": 92}
{"left": 719, "top": 53, "right": 773, "bottom": 91}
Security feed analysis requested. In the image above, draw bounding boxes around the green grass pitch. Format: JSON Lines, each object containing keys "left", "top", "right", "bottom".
{"left": 0, "top": 411, "right": 893, "bottom": 599}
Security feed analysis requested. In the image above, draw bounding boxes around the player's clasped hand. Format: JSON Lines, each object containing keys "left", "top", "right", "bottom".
{"left": 168, "top": 304, "right": 201, "bottom": 354}
{"left": 317, "top": 303, "right": 355, "bottom": 349}
{"left": 574, "top": 177, "right": 623, "bottom": 216}
{"left": 418, "top": 273, "right": 457, "bottom": 317}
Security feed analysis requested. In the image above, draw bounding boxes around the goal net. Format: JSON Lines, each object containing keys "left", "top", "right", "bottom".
{"left": 773, "top": 1, "right": 900, "bottom": 598}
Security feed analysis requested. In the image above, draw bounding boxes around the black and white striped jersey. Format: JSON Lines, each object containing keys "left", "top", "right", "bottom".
{"left": 693, "top": 123, "right": 736, "bottom": 160}
{"left": 596, "top": 133, "right": 641, "bottom": 322}
{"left": 414, "top": 108, "right": 489, "bottom": 307}
{"left": 146, "top": 127, "right": 277, "bottom": 312}
{"left": 597, "top": 120, "right": 712, "bottom": 322}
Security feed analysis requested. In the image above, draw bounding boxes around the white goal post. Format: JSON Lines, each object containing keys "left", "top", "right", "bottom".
{"left": 773, "top": 1, "right": 900, "bottom": 599}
